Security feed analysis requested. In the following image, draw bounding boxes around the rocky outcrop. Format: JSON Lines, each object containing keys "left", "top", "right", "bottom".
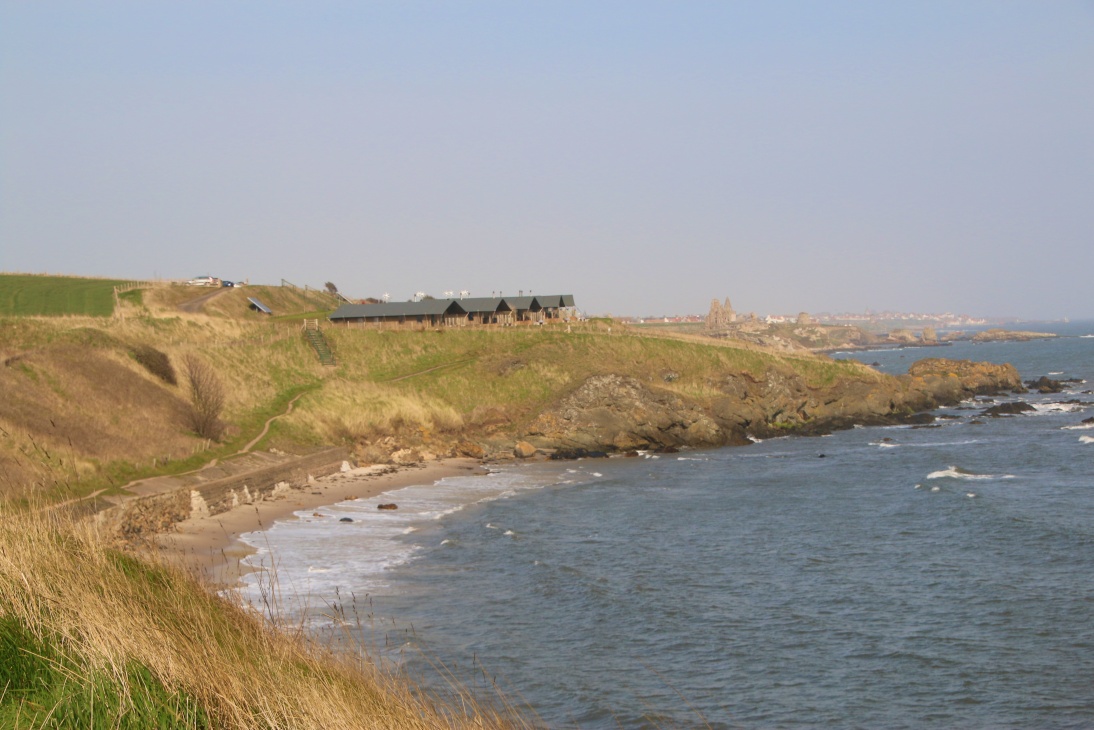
{"left": 513, "top": 440, "right": 538, "bottom": 458}
{"left": 981, "top": 401, "right": 1036, "bottom": 417}
{"left": 524, "top": 359, "right": 1023, "bottom": 453}
{"left": 972, "top": 328, "right": 1056, "bottom": 342}
{"left": 1025, "top": 376, "right": 1064, "bottom": 394}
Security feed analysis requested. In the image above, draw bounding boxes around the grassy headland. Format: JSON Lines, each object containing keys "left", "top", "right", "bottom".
{"left": 2, "top": 275, "right": 1019, "bottom": 727}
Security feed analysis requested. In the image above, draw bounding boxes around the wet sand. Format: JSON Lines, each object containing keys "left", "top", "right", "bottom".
{"left": 155, "top": 458, "right": 487, "bottom": 588}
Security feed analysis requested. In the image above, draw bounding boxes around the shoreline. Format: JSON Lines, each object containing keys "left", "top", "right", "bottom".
{"left": 154, "top": 457, "right": 488, "bottom": 588}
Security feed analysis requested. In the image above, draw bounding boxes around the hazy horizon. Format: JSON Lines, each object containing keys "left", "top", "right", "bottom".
{"left": 2, "top": 2, "right": 1091, "bottom": 319}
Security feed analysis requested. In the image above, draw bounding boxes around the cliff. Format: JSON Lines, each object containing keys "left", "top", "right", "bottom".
{"left": 524, "top": 358, "right": 1023, "bottom": 452}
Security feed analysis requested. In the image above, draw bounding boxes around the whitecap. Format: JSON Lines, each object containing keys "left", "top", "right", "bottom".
{"left": 870, "top": 442, "right": 897, "bottom": 448}
{"left": 747, "top": 435, "right": 763, "bottom": 443}
{"left": 1081, "top": 436, "right": 1094, "bottom": 444}
{"left": 927, "top": 466, "right": 1014, "bottom": 481}
{"left": 966, "top": 492, "right": 977, "bottom": 499}
{"left": 307, "top": 566, "right": 330, "bottom": 573}
{"left": 1062, "top": 423, "right": 1094, "bottom": 430}
{"left": 591, "top": 472, "right": 603, "bottom": 477}
{"left": 1049, "top": 371, "right": 1064, "bottom": 376}
{"left": 930, "top": 486, "right": 941, "bottom": 492}
{"left": 503, "top": 530, "right": 515, "bottom": 537}
{"left": 1081, "top": 335, "right": 1094, "bottom": 338}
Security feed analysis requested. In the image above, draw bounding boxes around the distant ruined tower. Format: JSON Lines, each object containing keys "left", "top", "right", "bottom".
{"left": 706, "top": 299, "right": 725, "bottom": 330}
{"left": 723, "top": 297, "right": 737, "bottom": 323}
{"left": 797, "top": 312, "right": 813, "bottom": 325}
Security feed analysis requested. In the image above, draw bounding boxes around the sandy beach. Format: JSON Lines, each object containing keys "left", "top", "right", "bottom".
{"left": 155, "top": 457, "right": 487, "bottom": 588}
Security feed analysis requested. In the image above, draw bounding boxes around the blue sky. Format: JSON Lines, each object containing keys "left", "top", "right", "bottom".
{"left": 2, "top": 2, "right": 1091, "bottom": 318}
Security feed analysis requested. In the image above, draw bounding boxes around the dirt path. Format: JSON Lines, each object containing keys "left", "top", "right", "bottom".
{"left": 238, "top": 392, "right": 307, "bottom": 454}
{"left": 178, "top": 287, "right": 230, "bottom": 313}
{"left": 385, "top": 359, "right": 473, "bottom": 382}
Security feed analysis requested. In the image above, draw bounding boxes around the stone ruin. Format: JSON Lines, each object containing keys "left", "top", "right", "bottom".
{"left": 706, "top": 297, "right": 737, "bottom": 329}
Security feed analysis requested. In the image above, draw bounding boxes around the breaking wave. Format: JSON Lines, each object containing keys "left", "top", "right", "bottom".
{"left": 927, "top": 466, "right": 1015, "bottom": 481}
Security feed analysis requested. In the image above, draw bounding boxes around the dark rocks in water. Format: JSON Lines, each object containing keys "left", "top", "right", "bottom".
{"left": 981, "top": 401, "right": 1036, "bottom": 417}
{"left": 1025, "top": 376, "right": 1064, "bottom": 394}
{"left": 549, "top": 448, "right": 609, "bottom": 460}
{"left": 938, "top": 414, "right": 960, "bottom": 420}
{"left": 904, "top": 413, "right": 936, "bottom": 425}
{"left": 623, "top": 451, "right": 640, "bottom": 458}
{"left": 911, "top": 424, "right": 942, "bottom": 429}
{"left": 871, "top": 362, "right": 881, "bottom": 367}
{"left": 339, "top": 517, "right": 353, "bottom": 523}
{"left": 969, "top": 419, "right": 985, "bottom": 425}
{"left": 818, "top": 454, "right": 826, "bottom": 458}
{"left": 881, "top": 437, "right": 894, "bottom": 442}
{"left": 377, "top": 503, "right": 398, "bottom": 510}
{"left": 654, "top": 445, "right": 680, "bottom": 454}
{"left": 1083, "top": 416, "right": 1094, "bottom": 424}
{"left": 1061, "top": 399, "right": 1094, "bottom": 406}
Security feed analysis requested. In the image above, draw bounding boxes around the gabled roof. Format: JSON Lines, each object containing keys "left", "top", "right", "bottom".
{"left": 455, "top": 297, "right": 511, "bottom": 314}
{"left": 330, "top": 300, "right": 466, "bottom": 320}
{"left": 503, "top": 296, "right": 540, "bottom": 311}
{"left": 528, "top": 294, "right": 576, "bottom": 308}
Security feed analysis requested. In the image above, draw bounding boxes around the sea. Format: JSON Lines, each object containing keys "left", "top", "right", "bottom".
{"left": 238, "top": 321, "right": 1094, "bottom": 729}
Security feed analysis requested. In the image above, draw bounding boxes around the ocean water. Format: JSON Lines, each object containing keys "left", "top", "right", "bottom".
{"left": 239, "top": 321, "right": 1094, "bottom": 728}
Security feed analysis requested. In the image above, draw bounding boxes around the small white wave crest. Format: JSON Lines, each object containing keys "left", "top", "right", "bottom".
{"left": 927, "top": 466, "right": 1015, "bottom": 481}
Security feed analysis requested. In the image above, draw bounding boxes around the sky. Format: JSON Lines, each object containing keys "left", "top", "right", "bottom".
{"left": 1, "top": 2, "right": 1092, "bottom": 319}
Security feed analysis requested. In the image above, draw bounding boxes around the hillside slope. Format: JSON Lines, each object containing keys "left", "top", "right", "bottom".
{"left": 1, "top": 287, "right": 1023, "bottom": 501}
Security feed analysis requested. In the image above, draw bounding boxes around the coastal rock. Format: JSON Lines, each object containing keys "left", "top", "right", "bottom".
{"left": 513, "top": 441, "right": 538, "bottom": 458}
{"left": 455, "top": 440, "right": 485, "bottom": 459}
{"left": 377, "top": 503, "right": 398, "bottom": 510}
{"left": 907, "top": 359, "right": 1026, "bottom": 396}
{"left": 390, "top": 448, "right": 421, "bottom": 465}
{"left": 972, "top": 328, "right": 1057, "bottom": 342}
{"left": 981, "top": 401, "right": 1036, "bottom": 417}
{"left": 525, "top": 374, "right": 728, "bottom": 452}
{"left": 524, "top": 358, "right": 1025, "bottom": 452}
{"left": 1025, "top": 376, "right": 1064, "bottom": 394}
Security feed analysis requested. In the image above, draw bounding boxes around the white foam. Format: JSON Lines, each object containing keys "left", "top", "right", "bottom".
{"left": 235, "top": 466, "right": 589, "bottom": 616}
{"left": 1063, "top": 423, "right": 1094, "bottom": 430}
{"left": 1032, "top": 402, "right": 1084, "bottom": 414}
{"left": 1081, "top": 335, "right": 1094, "bottom": 338}
{"left": 870, "top": 442, "right": 897, "bottom": 448}
{"left": 503, "top": 530, "right": 515, "bottom": 536}
{"left": 927, "top": 466, "right": 1015, "bottom": 481}
{"left": 591, "top": 472, "right": 603, "bottom": 477}
{"left": 1081, "top": 436, "right": 1094, "bottom": 444}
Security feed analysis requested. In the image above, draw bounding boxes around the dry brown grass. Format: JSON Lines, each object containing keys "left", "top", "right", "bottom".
{"left": 0, "top": 509, "right": 531, "bottom": 728}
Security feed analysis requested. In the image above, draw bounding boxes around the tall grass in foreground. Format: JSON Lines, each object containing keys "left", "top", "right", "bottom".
{"left": 0, "top": 510, "right": 531, "bottom": 729}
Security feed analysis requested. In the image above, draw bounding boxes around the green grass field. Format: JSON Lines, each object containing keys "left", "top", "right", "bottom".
{"left": 0, "top": 274, "right": 133, "bottom": 317}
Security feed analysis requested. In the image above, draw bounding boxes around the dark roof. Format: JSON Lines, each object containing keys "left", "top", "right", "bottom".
{"left": 330, "top": 300, "right": 466, "bottom": 320}
{"left": 503, "top": 296, "right": 540, "bottom": 310}
{"left": 329, "top": 294, "right": 576, "bottom": 321}
{"left": 455, "top": 297, "right": 511, "bottom": 314}
{"left": 528, "top": 294, "right": 576, "bottom": 308}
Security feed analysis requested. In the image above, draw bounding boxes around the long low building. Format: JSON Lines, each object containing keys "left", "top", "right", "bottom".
{"left": 328, "top": 294, "right": 577, "bottom": 327}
